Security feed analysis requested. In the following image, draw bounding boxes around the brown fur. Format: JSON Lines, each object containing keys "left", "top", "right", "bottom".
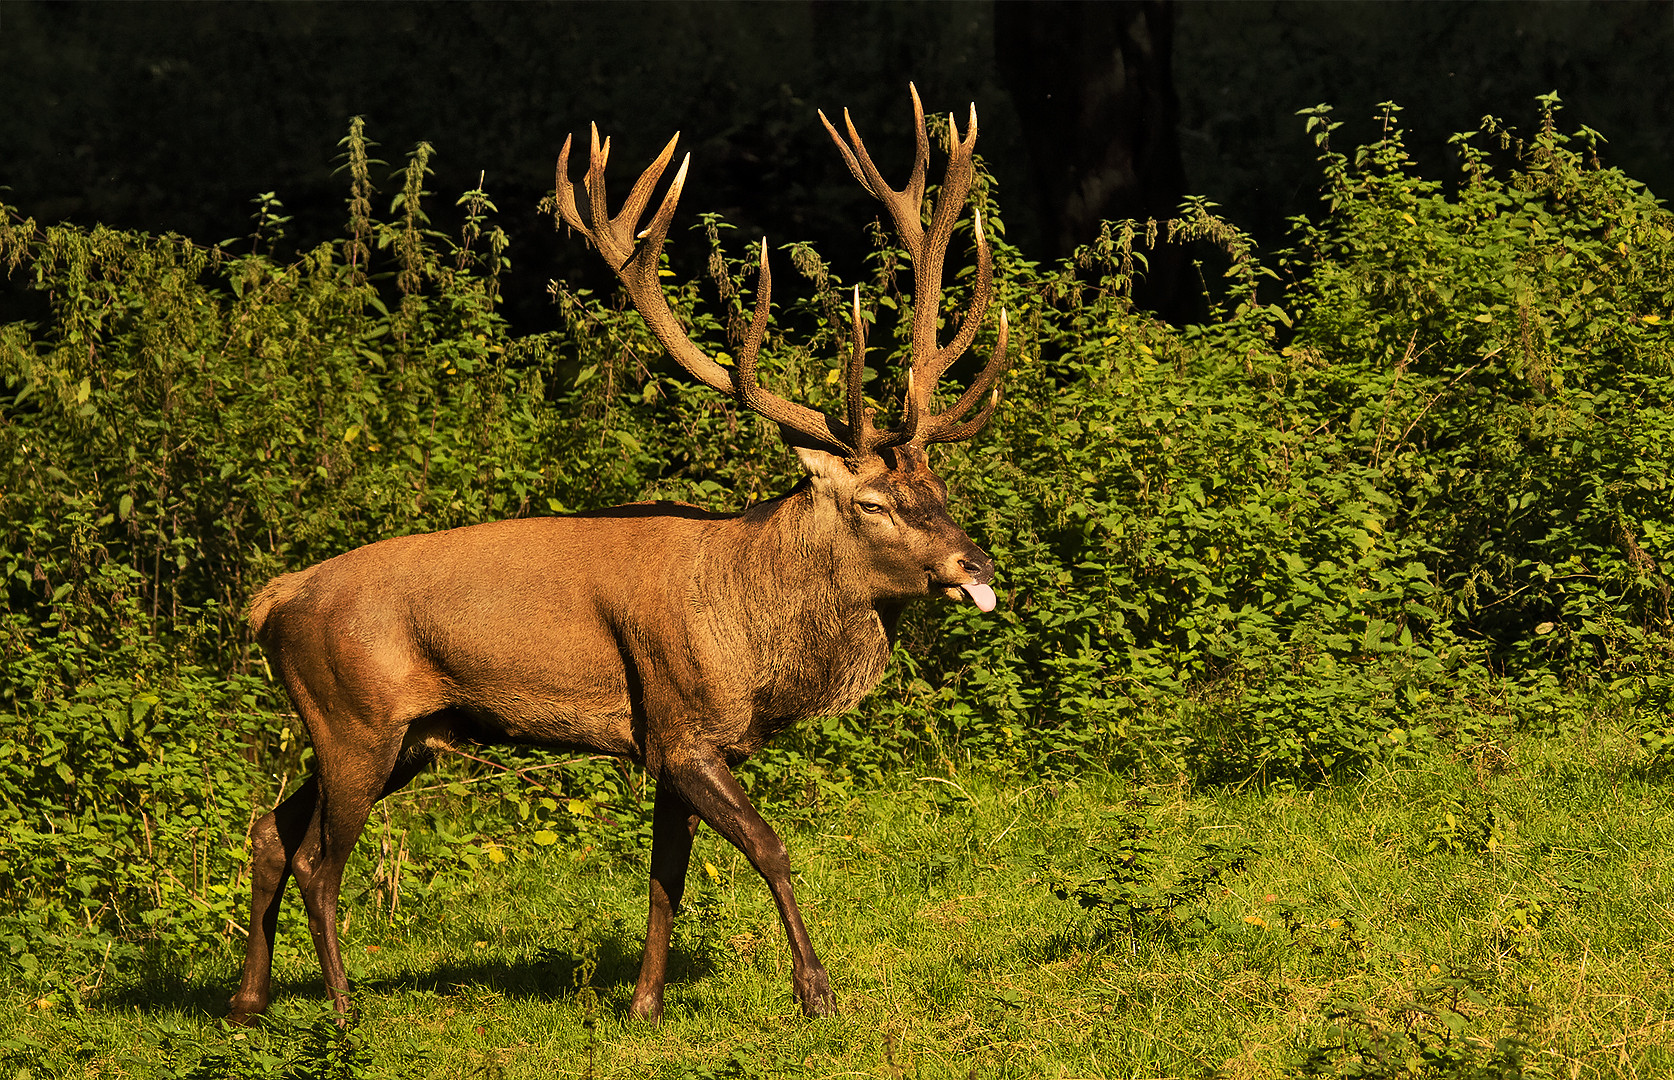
{"left": 228, "top": 449, "right": 994, "bottom": 1025}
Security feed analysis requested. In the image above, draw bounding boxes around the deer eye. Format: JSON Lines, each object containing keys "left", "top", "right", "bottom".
{"left": 858, "top": 500, "right": 889, "bottom": 515}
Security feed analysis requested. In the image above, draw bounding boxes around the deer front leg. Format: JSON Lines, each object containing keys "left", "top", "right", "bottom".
{"left": 662, "top": 744, "right": 835, "bottom": 1018}
{"left": 629, "top": 781, "right": 701, "bottom": 1023}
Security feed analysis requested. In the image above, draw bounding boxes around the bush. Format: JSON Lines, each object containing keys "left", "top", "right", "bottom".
{"left": 2, "top": 98, "right": 1672, "bottom": 978}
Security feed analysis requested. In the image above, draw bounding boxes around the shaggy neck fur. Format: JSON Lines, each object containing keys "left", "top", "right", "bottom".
{"left": 697, "top": 480, "right": 896, "bottom": 730}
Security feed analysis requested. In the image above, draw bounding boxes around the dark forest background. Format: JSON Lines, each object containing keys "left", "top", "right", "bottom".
{"left": 3, "top": 1, "right": 1671, "bottom": 328}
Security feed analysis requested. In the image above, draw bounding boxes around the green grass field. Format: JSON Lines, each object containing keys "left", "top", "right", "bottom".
{"left": 4, "top": 719, "right": 1671, "bottom": 1079}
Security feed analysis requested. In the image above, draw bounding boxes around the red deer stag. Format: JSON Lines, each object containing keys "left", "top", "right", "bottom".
{"left": 228, "top": 85, "right": 1008, "bottom": 1025}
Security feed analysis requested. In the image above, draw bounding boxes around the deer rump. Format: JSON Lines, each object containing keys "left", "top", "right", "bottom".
{"left": 229, "top": 85, "right": 1008, "bottom": 1026}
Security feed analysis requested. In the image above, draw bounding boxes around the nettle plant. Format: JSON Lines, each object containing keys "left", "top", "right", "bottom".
{"left": 1, "top": 96, "right": 1671, "bottom": 987}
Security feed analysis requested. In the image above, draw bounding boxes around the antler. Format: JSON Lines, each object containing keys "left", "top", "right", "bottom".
{"left": 555, "top": 127, "right": 852, "bottom": 453}
{"left": 553, "top": 85, "right": 1007, "bottom": 462}
{"left": 820, "top": 83, "right": 1009, "bottom": 447}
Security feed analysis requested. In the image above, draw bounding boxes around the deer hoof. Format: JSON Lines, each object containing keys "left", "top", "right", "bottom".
{"left": 795, "top": 968, "right": 836, "bottom": 1018}
{"left": 226, "top": 1000, "right": 264, "bottom": 1027}
{"left": 627, "top": 993, "right": 664, "bottom": 1024}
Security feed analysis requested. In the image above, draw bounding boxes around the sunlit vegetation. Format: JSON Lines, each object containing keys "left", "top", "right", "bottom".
{"left": 2, "top": 99, "right": 1672, "bottom": 1076}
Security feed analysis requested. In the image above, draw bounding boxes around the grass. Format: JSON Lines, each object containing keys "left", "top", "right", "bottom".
{"left": 3, "top": 721, "right": 1672, "bottom": 1079}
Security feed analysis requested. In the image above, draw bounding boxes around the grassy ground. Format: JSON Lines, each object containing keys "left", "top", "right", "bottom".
{"left": 3, "top": 721, "right": 1672, "bottom": 1079}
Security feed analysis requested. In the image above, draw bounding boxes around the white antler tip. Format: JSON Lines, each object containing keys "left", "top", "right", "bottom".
{"left": 662, "top": 153, "right": 689, "bottom": 200}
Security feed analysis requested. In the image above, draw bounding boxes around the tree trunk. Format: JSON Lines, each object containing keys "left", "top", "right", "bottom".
{"left": 996, "top": 0, "right": 1194, "bottom": 322}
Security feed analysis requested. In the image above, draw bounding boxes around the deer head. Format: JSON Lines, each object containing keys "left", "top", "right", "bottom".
{"left": 554, "top": 85, "right": 1008, "bottom": 612}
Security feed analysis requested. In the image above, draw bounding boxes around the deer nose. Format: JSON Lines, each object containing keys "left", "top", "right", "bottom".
{"left": 958, "top": 550, "right": 994, "bottom": 584}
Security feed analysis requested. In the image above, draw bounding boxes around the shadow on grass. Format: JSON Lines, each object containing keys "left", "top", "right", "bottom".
{"left": 97, "top": 930, "right": 718, "bottom": 1021}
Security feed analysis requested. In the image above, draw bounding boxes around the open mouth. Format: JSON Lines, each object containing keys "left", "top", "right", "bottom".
{"left": 938, "top": 581, "right": 997, "bottom": 612}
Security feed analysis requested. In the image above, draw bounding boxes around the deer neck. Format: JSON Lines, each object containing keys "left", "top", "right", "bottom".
{"left": 728, "top": 482, "right": 886, "bottom": 625}
{"left": 696, "top": 483, "right": 894, "bottom": 722}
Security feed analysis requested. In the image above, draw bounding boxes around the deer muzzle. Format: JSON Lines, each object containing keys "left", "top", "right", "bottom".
{"left": 939, "top": 547, "right": 997, "bottom": 612}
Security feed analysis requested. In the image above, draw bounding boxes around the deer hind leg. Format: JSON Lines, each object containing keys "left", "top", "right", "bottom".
{"left": 289, "top": 734, "right": 425, "bottom": 1019}
{"left": 628, "top": 781, "right": 701, "bottom": 1023}
{"left": 662, "top": 746, "right": 835, "bottom": 1018}
{"left": 229, "top": 746, "right": 431, "bottom": 1025}
{"left": 230, "top": 775, "right": 320, "bottom": 1025}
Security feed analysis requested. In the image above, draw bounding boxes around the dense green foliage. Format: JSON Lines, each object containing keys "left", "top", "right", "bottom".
{"left": 1, "top": 97, "right": 1672, "bottom": 1060}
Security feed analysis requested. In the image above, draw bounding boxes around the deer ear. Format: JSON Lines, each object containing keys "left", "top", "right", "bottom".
{"left": 794, "top": 445, "right": 851, "bottom": 481}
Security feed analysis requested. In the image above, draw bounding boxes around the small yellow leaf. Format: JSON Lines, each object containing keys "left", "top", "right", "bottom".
{"left": 487, "top": 843, "right": 507, "bottom": 864}
{"left": 567, "top": 798, "right": 593, "bottom": 817}
{"left": 1474, "top": 313, "right": 1494, "bottom": 323}
{"left": 343, "top": 425, "right": 361, "bottom": 444}
{"left": 532, "top": 829, "right": 558, "bottom": 846}
{"left": 1243, "top": 914, "right": 1267, "bottom": 929}
{"left": 1644, "top": 314, "right": 1662, "bottom": 325}
{"left": 1402, "top": 213, "right": 1416, "bottom": 225}
{"left": 705, "top": 861, "right": 721, "bottom": 884}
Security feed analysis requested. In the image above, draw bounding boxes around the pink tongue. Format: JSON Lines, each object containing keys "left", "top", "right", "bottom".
{"left": 959, "top": 582, "right": 997, "bottom": 612}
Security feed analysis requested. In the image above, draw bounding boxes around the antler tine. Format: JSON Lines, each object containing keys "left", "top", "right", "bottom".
{"left": 925, "top": 388, "right": 1003, "bottom": 446}
{"left": 584, "top": 125, "right": 617, "bottom": 251}
{"left": 817, "top": 109, "right": 869, "bottom": 193}
{"left": 620, "top": 132, "right": 683, "bottom": 241}
{"left": 631, "top": 151, "right": 690, "bottom": 260}
{"left": 907, "top": 83, "right": 930, "bottom": 205}
{"left": 731, "top": 238, "right": 778, "bottom": 414}
{"left": 845, "top": 286, "right": 872, "bottom": 455}
{"left": 839, "top": 285, "right": 920, "bottom": 458}
{"left": 555, "top": 135, "right": 586, "bottom": 234}
{"left": 919, "top": 308, "right": 1010, "bottom": 446}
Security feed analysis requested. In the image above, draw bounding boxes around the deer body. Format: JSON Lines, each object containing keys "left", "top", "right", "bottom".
{"left": 251, "top": 486, "right": 911, "bottom": 771}
{"left": 231, "top": 86, "right": 1008, "bottom": 1025}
